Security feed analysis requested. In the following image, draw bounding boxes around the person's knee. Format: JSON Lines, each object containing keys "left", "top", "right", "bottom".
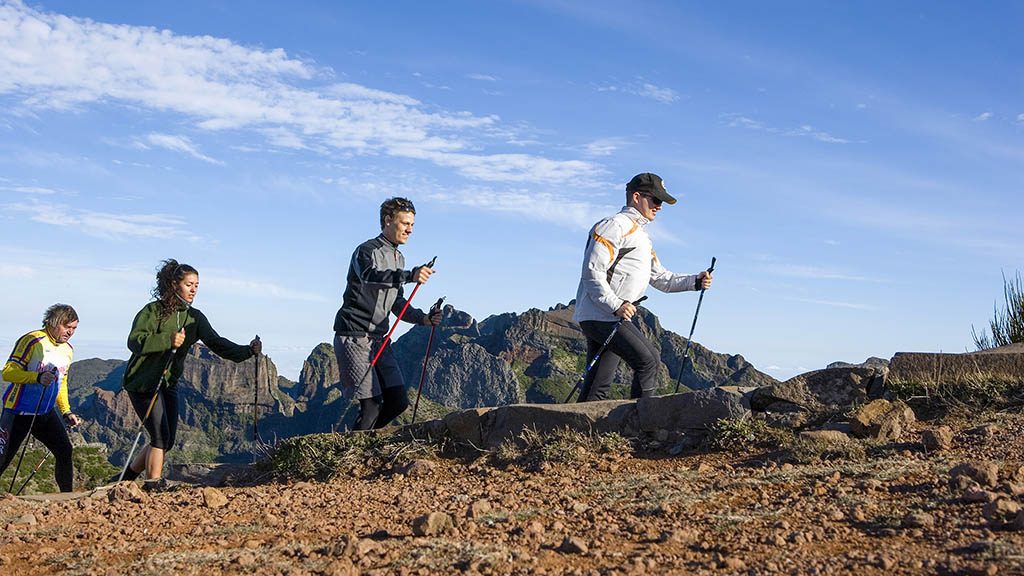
{"left": 51, "top": 439, "right": 73, "bottom": 461}
{"left": 385, "top": 386, "right": 409, "bottom": 410}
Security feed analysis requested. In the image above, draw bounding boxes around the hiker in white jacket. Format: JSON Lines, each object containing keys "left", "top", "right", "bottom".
{"left": 572, "top": 172, "right": 713, "bottom": 401}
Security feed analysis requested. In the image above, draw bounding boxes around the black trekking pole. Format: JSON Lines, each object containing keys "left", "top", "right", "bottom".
{"left": 117, "top": 345, "right": 178, "bottom": 483}
{"left": 252, "top": 335, "right": 265, "bottom": 446}
{"left": 7, "top": 369, "right": 54, "bottom": 493}
{"left": 564, "top": 296, "right": 648, "bottom": 403}
{"left": 673, "top": 257, "right": 716, "bottom": 393}
{"left": 412, "top": 296, "right": 445, "bottom": 423}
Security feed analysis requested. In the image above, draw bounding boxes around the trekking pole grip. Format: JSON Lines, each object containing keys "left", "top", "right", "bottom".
{"left": 707, "top": 257, "right": 716, "bottom": 273}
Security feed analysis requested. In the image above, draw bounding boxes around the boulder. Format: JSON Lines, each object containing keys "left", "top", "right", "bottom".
{"left": 636, "top": 388, "right": 748, "bottom": 432}
{"left": 477, "top": 400, "right": 638, "bottom": 448}
{"left": 750, "top": 366, "right": 887, "bottom": 427}
{"left": 889, "top": 347, "right": 1024, "bottom": 387}
{"left": 921, "top": 426, "right": 954, "bottom": 452}
{"left": 849, "top": 399, "right": 916, "bottom": 441}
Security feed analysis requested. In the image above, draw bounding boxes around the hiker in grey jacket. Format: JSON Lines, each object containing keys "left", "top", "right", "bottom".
{"left": 573, "top": 173, "right": 713, "bottom": 401}
{"left": 333, "top": 197, "right": 441, "bottom": 430}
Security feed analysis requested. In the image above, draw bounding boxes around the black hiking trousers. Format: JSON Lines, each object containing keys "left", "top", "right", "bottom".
{"left": 0, "top": 408, "right": 74, "bottom": 492}
{"left": 577, "top": 320, "right": 660, "bottom": 401}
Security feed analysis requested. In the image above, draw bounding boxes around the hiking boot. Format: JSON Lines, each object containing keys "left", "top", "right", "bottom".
{"left": 107, "top": 467, "right": 141, "bottom": 484}
{"left": 141, "top": 478, "right": 169, "bottom": 492}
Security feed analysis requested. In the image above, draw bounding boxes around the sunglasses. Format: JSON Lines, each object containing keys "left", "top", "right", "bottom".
{"left": 640, "top": 193, "right": 663, "bottom": 207}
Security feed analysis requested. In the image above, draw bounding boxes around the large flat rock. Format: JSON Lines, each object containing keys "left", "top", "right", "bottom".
{"left": 431, "top": 389, "right": 749, "bottom": 448}
{"left": 889, "top": 349, "right": 1024, "bottom": 386}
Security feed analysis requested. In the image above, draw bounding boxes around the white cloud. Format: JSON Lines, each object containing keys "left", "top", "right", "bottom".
{"left": 5, "top": 199, "right": 199, "bottom": 241}
{"left": 144, "top": 133, "right": 223, "bottom": 164}
{"left": 0, "top": 184, "right": 58, "bottom": 195}
{"left": 771, "top": 263, "right": 874, "bottom": 282}
{"left": 427, "top": 187, "right": 613, "bottom": 231}
{"left": 723, "top": 113, "right": 853, "bottom": 144}
{"left": 597, "top": 78, "right": 678, "bottom": 103}
{"left": 790, "top": 297, "right": 876, "bottom": 311}
{"left": 974, "top": 112, "right": 993, "bottom": 121}
{"left": 583, "top": 137, "right": 630, "bottom": 157}
{"left": 0, "top": 1, "right": 598, "bottom": 185}
{"left": 202, "top": 273, "right": 330, "bottom": 303}
{"left": 466, "top": 73, "right": 498, "bottom": 82}
{"left": 635, "top": 82, "right": 678, "bottom": 104}
{"left": 1017, "top": 113, "right": 1024, "bottom": 123}
{"left": 0, "top": 263, "right": 35, "bottom": 279}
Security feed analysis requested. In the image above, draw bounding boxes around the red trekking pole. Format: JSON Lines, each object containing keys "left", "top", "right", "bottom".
{"left": 412, "top": 296, "right": 445, "bottom": 423}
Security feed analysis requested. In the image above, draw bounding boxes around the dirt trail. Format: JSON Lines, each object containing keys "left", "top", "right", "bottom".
{"left": 2, "top": 416, "right": 1023, "bottom": 575}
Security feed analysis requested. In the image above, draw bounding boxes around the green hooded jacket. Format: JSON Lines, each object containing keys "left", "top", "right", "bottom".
{"left": 122, "top": 301, "right": 253, "bottom": 393}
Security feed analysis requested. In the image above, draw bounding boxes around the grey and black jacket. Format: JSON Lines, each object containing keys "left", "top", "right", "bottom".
{"left": 333, "top": 234, "right": 427, "bottom": 337}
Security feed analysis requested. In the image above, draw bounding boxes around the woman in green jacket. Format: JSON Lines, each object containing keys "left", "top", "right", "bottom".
{"left": 117, "top": 259, "right": 260, "bottom": 487}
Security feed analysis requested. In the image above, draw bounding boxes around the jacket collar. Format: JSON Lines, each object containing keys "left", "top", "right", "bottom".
{"left": 620, "top": 206, "right": 650, "bottom": 226}
{"left": 378, "top": 233, "right": 400, "bottom": 249}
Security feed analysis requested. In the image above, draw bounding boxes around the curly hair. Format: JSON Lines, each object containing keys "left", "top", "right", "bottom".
{"left": 42, "top": 303, "right": 78, "bottom": 329}
{"left": 153, "top": 259, "right": 198, "bottom": 318}
{"left": 379, "top": 197, "right": 416, "bottom": 230}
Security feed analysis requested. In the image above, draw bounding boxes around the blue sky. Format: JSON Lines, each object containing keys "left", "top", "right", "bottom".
{"left": 1, "top": 0, "right": 1021, "bottom": 381}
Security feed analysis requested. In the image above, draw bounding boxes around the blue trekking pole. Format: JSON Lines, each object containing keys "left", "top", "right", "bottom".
{"left": 674, "top": 257, "right": 716, "bottom": 393}
{"left": 564, "top": 296, "right": 648, "bottom": 403}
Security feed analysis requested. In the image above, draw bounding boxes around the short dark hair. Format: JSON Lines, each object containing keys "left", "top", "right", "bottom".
{"left": 42, "top": 303, "right": 78, "bottom": 329}
{"left": 380, "top": 197, "right": 416, "bottom": 230}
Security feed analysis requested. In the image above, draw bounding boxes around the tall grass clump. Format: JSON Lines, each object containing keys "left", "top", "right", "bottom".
{"left": 973, "top": 271, "right": 1024, "bottom": 350}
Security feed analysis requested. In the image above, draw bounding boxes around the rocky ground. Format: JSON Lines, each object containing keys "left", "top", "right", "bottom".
{"left": 2, "top": 412, "right": 1024, "bottom": 575}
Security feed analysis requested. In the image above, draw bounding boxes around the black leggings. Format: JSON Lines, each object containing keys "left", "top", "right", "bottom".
{"left": 578, "top": 319, "right": 661, "bottom": 401}
{"left": 0, "top": 409, "right": 73, "bottom": 492}
{"left": 128, "top": 386, "right": 179, "bottom": 450}
{"left": 354, "top": 386, "right": 409, "bottom": 431}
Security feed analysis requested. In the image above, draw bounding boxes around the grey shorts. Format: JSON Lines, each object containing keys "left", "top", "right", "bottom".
{"left": 333, "top": 334, "right": 405, "bottom": 401}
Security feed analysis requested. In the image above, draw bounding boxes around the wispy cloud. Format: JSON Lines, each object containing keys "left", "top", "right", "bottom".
{"left": 1017, "top": 113, "right": 1024, "bottom": 123}
{"left": 0, "top": 2, "right": 599, "bottom": 185}
{"left": 597, "top": 79, "right": 679, "bottom": 104}
{"left": 974, "top": 111, "right": 993, "bottom": 122}
{"left": 141, "top": 133, "right": 223, "bottom": 164}
{"left": 722, "top": 113, "right": 853, "bottom": 144}
{"left": 466, "top": 73, "right": 498, "bottom": 82}
{"left": 789, "top": 297, "right": 877, "bottom": 311}
{"left": 771, "top": 263, "right": 876, "bottom": 282}
{"left": 583, "top": 137, "right": 630, "bottom": 157}
{"left": 5, "top": 199, "right": 199, "bottom": 241}
{"left": 0, "top": 184, "right": 58, "bottom": 195}
{"left": 427, "top": 187, "right": 614, "bottom": 231}
{"left": 202, "top": 273, "right": 330, "bottom": 303}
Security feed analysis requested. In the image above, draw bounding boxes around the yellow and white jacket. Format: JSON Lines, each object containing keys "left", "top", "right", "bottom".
{"left": 573, "top": 206, "right": 700, "bottom": 323}
{"left": 1, "top": 330, "right": 73, "bottom": 416}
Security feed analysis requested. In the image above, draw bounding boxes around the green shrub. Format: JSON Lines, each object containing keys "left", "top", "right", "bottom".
{"left": 704, "top": 416, "right": 793, "bottom": 452}
{"left": 491, "top": 427, "right": 633, "bottom": 470}
{"left": 258, "top": 429, "right": 446, "bottom": 482}
{"left": 973, "top": 270, "right": 1024, "bottom": 349}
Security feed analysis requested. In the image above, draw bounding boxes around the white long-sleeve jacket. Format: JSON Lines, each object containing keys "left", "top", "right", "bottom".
{"left": 573, "top": 206, "right": 700, "bottom": 323}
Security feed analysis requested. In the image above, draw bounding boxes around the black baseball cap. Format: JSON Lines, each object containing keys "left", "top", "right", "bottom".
{"left": 625, "top": 172, "right": 676, "bottom": 205}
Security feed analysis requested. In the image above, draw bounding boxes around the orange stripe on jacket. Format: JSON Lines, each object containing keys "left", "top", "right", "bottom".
{"left": 592, "top": 232, "right": 615, "bottom": 263}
